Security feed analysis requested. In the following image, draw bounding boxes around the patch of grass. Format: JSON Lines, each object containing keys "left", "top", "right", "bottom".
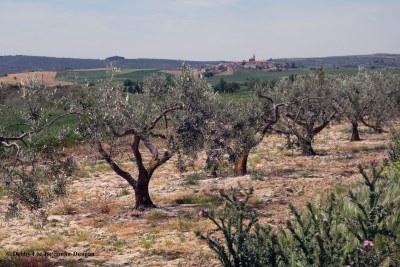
{"left": 76, "top": 231, "right": 89, "bottom": 242}
{"left": 174, "top": 194, "right": 222, "bottom": 206}
{"left": 27, "top": 235, "right": 64, "bottom": 251}
{"left": 184, "top": 172, "right": 203, "bottom": 185}
{"left": 351, "top": 145, "right": 387, "bottom": 153}
{"left": 0, "top": 187, "right": 7, "bottom": 199}
{"left": 178, "top": 220, "right": 193, "bottom": 232}
{"left": 141, "top": 235, "right": 156, "bottom": 250}
{"left": 110, "top": 239, "right": 128, "bottom": 248}
{"left": 145, "top": 210, "right": 170, "bottom": 221}
{"left": 117, "top": 188, "right": 130, "bottom": 197}
{"left": 299, "top": 170, "right": 312, "bottom": 178}
{"left": 92, "top": 259, "right": 106, "bottom": 266}
{"left": 76, "top": 164, "right": 115, "bottom": 178}
{"left": 250, "top": 155, "right": 263, "bottom": 165}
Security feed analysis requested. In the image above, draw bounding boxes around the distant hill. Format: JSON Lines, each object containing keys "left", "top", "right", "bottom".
{"left": 106, "top": 56, "right": 125, "bottom": 60}
{"left": 1, "top": 54, "right": 400, "bottom": 74}
{"left": 0, "top": 55, "right": 226, "bottom": 74}
{"left": 273, "top": 53, "right": 400, "bottom": 69}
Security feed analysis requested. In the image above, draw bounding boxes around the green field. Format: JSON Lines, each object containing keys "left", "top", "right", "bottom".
{"left": 56, "top": 67, "right": 400, "bottom": 87}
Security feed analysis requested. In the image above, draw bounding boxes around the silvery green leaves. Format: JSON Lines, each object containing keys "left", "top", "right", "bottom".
{"left": 272, "top": 72, "right": 343, "bottom": 155}
{"left": 0, "top": 81, "right": 76, "bottom": 218}
{"left": 75, "top": 67, "right": 217, "bottom": 208}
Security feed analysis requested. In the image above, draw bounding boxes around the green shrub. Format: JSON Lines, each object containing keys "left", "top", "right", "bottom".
{"left": 197, "top": 160, "right": 400, "bottom": 267}
{"left": 196, "top": 188, "right": 286, "bottom": 266}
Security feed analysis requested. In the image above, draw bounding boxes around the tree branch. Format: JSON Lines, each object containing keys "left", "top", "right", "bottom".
{"left": 97, "top": 141, "right": 137, "bottom": 189}
{"left": 147, "top": 104, "right": 183, "bottom": 132}
{"left": 130, "top": 135, "right": 148, "bottom": 177}
{"left": 0, "top": 112, "right": 79, "bottom": 145}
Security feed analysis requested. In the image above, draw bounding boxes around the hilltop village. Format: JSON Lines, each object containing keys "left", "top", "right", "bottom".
{"left": 200, "top": 54, "right": 292, "bottom": 77}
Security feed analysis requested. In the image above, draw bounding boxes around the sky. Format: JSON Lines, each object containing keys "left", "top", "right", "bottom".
{"left": 0, "top": 0, "right": 399, "bottom": 61}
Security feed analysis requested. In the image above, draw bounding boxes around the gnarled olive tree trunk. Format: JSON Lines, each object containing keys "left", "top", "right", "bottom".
{"left": 350, "top": 121, "right": 361, "bottom": 142}
{"left": 298, "top": 139, "right": 316, "bottom": 156}
{"left": 98, "top": 134, "right": 171, "bottom": 209}
{"left": 234, "top": 153, "right": 249, "bottom": 176}
{"left": 135, "top": 171, "right": 154, "bottom": 208}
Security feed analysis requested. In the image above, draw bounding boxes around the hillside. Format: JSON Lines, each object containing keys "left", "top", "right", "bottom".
{"left": 0, "top": 55, "right": 225, "bottom": 74}
{"left": 273, "top": 53, "right": 400, "bottom": 68}
{"left": 1, "top": 54, "right": 400, "bottom": 74}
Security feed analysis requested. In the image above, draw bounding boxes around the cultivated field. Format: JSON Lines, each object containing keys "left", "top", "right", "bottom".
{"left": 0, "top": 72, "right": 73, "bottom": 87}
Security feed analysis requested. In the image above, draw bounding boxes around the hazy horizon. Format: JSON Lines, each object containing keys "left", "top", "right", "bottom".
{"left": 1, "top": 0, "right": 399, "bottom": 61}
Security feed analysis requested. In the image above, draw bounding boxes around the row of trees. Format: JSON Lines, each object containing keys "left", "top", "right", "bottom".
{"left": 213, "top": 78, "right": 241, "bottom": 93}
{"left": 1, "top": 68, "right": 399, "bottom": 211}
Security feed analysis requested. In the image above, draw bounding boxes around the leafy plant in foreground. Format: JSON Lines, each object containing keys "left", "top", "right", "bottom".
{"left": 197, "top": 159, "right": 400, "bottom": 266}
{"left": 196, "top": 188, "right": 286, "bottom": 267}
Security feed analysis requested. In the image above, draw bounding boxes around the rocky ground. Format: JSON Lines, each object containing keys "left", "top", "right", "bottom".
{"left": 0, "top": 123, "right": 395, "bottom": 267}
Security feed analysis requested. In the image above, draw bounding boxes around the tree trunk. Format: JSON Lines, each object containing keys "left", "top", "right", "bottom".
{"left": 350, "top": 122, "right": 361, "bottom": 142}
{"left": 300, "top": 140, "right": 316, "bottom": 156}
{"left": 134, "top": 171, "right": 155, "bottom": 209}
{"left": 206, "top": 155, "right": 218, "bottom": 177}
{"left": 234, "top": 153, "right": 249, "bottom": 176}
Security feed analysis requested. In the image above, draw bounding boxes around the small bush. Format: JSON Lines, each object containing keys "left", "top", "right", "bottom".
{"left": 196, "top": 188, "right": 285, "bottom": 266}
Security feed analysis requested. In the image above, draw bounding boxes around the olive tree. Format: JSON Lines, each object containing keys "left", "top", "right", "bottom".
{"left": 206, "top": 85, "right": 285, "bottom": 176}
{"left": 0, "top": 80, "right": 76, "bottom": 217}
{"left": 76, "top": 68, "right": 216, "bottom": 208}
{"left": 272, "top": 71, "right": 342, "bottom": 155}
{"left": 358, "top": 72, "right": 399, "bottom": 133}
{"left": 339, "top": 72, "right": 372, "bottom": 141}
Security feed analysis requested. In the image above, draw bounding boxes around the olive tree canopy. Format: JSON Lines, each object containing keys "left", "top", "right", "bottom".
{"left": 0, "top": 80, "right": 76, "bottom": 217}
{"left": 272, "top": 71, "right": 343, "bottom": 155}
{"left": 76, "top": 67, "right": 217, "bottom": 208}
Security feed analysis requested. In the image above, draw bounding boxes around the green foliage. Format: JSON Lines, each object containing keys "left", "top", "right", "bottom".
{"left": 198, "top": 160, "right": 400, "bottom": 266}
{"left": 272, "top": 70, "right": 343, "bottom": 155}
{"left": 389, "top": 130, "right": 400, "bottom": 162}
{"left": 0, "top": 81, "right": 77, "bottom": 218}
{"left": 174, "top": 194, "right": 221, "bottom": 206}
{"left": 213, "top": 78, "right": 240, "bottom": 93}
{"left": 196, "top": 188, "right": 285, "bottom": 267}
{"left": 184, "top": 172, "right": 203, "bottom": 185}
{"left": 283, "top": 195, "right": 347, "bottom": 266}
{"left": 122, "top": 79, "right": 143, "bottom": 93}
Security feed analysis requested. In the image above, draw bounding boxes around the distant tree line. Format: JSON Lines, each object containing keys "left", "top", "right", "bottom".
{"left": 213, "top": 78, "right": 240, "bottom": 93}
